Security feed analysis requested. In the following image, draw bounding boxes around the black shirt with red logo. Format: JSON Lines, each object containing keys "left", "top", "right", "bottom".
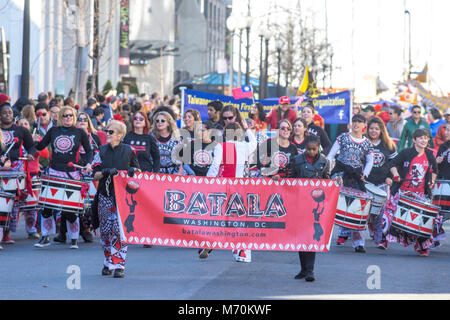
{"left": 1, "top": 124, "right": 36, "bottom": 161}
{"left": 35, "top": 126, "right": 93, "bottom": 172}
{"left": 367, "top": 140, "right": 397, "bottom": 185}
{"left": 258, "top": 138, "right": 297, "bottom": 177}
{"left": 123, "top": 132, "right": 160, "bottom": 173}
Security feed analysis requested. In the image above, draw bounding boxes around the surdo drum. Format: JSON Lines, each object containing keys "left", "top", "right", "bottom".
{"left": 0, "top": 171, "right": 26, "bottom": 193}
{"left": 21, "top": 178, "right": 42, "bottom": 212}
{"left": 0, "top": 191, "right": 15, "bottom": 228}
{"left": 334, "top": 187, "right": 373, "bottom": 231}
{"left": 432, "top": 180, "right": 450, "bottom": 220}
{"left": 364, "top": 182, "right": 388, "bottom": 216}
{"left": 391, "top": 194, "right": 440, "bottom": 238}
{"left": 38, "top": 175, "right": 89, "bottom": 214}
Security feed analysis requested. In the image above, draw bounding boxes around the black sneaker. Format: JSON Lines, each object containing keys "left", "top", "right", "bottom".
{"left": 102, "top": 266, "right": 112, "bottom": 276}
{"left": 305, "top": 272, "right": 315, "bottom": 282}
{"left": 81, "top": 231, "right": 94, "bottom": 243}
{"left": 113, "top": 269, "right": 125, "bottom": 278}
{"left": 34, "top": 236, "right": 51, "bottom": 248}
{"left": 355, "top": 246, "right": 366, "bottom": 253}
{"left": 294, "top": 271, "right": 306, "bottom": 280}
{"left": 53, "top": 233, "right": 67, "bottom": 243}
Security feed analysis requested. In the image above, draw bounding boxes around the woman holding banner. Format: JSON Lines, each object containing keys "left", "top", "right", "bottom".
{"left": 92, "top": 120, "right": 140, "bottom": 278}
{"left": 204, "top": 122, "right": 257, "bottom": 262}
{"left": 300, "top": 102, "right": 332, "bottom": 155}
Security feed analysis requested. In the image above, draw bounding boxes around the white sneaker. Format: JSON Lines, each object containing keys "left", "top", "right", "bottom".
{"left": 34, "top": 236, "right": 51, "bottom": 248}
{"left": 234, "top": 250, "right": 251, "bottom": 263}
{"left": 70, "top": 239, "right": 79, "bottom": 249}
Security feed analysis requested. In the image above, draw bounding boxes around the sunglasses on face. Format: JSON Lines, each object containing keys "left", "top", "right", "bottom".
{"left": 279, "top": 126, "right": 291, "bottom": 131}
{"left": 156, "top": 119, "right": 166, "bottom": 123}
{"left": 37, "top": 112, "right": 48, "bottom": 117}
{"left": 78, "top": 118, "right": 88, "bottom": 122}
{"left": 412, "top": 111, "right": 421, "bottom": 114}
{"left": 105, "top": 130, "right": 116, "bottom": 135}
{"left": 134, "top": 116, "right": 145, "bottom": 121}
{"left": 62, "top": 114, "right": 73, "bottom": 118}
{"left": 223, "top": 116, "right": 235, "bottom": 121}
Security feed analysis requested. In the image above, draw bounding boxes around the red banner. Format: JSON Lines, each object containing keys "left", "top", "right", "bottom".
{"left": 113, "top": 172, "right": 339, "bottom": 252}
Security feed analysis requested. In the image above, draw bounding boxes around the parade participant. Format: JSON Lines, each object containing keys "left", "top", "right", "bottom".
{"left": 0, "top": 103, "right": 36, "bottom": 244}
{"left": 265, "top": 96, "right": 297, "bottom": 130}
{"left": 436, "top": 123, "right": 450, "bottom": 180}
{"left": 361, "top": 105, "right": 375, "bottom": 121}
{"left": 17, "top": 117, "right": 49, "bottom": 239}
{"left": 258, "top": 119, "right": 297, "bottom": 179}
{"left": 434, "top": 108, "right": 450, "bottom": 147}
{"left": 205, "top": 100, "right": 223, "bottom": 130}
{"left": 385, "top": 129, "right": 438, "bottom": 256}
{"left": 386, "top": 105, "right": 406, "bottom": 140}
{"left": 53, "top": 112, "right": 100, "bottom": 244}
{"left": 398, "top": 105, "right": 434, "bottom": 151}
{"left": 300, "top": 102, "right": 332, "bottom": 155}
{"left": 33, "top": 107, "right": 93, "bottom": 249}
{"left": 290, "top": 118, "right": 309, "bottom": 155}
{"left": 0, "top": 130, "right": 10, "bottom": 249}
{"left": 92, "top": 120, "right": 140, "bottom": 278}
{"left": 249, "top": 102, "right": 267, "bottom": 132}
{"left": 151, "top": 111, "right": 183, "bottom": 175}
{"left": 182, "top": 109, "right": 201, "bottom": 140}
{"left": 218, "top": 105, "right": 244, "bottom": 132}
{"left": 124, "top": 111, "right": 160, "bottom": 173}
{"left": 365, "top": 117, "right": 397, "bottom": 249}
{"left": 327, "top": 114, "right": 374, "bottom": 253}
{"left": 287, "top": 135, "right": 330, "bottom": 282}
{"left": 207, "top": 122, "right": 257, "bottom": 262}
{"left": 35, "top": 103, "right": 55, "bottom": 135}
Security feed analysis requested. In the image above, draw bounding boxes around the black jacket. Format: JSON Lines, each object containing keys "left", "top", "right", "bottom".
{"left": 390, "top": 147, "right": 437, "bottom": 197}
{"left": 437, "top": 141, "right": 449, "bottom": 180}
{"left": 307, "top": 123, "right": 332, "bottom": 155}
{"left": 289, "top": 153, "right": 330, "bottom": 179}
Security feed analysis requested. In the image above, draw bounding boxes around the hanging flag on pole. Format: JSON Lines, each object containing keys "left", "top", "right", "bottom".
{"left": 232, "top": 85, "right": 254, "bottom": 100}
{"left": 296, "top": 66, "right": 318, "bottom": 97}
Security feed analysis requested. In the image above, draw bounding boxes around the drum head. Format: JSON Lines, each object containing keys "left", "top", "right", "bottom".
{"left": 365, "top": 183, "right": 387, "bottom": 197}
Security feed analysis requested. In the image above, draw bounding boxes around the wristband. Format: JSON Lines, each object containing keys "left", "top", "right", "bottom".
{"left": 393, "top": 176, "right": 400, "bottom": 182}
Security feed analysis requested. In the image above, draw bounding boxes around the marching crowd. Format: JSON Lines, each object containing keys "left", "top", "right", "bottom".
{"left": 0, "top": 90, "right": 448, "bottom": 281}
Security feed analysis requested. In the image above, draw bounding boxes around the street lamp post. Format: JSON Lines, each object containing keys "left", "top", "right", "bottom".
{"left": 21, "top": 0, "right": 30, "bottom": 99}
{"left": 275, "top": 36, "right": 284, "bottom": 97}
{"left": 405, "top": 9, "right": 411, "bottom": 80}
{"left": 226, "top": 15, "right": 237, "bottom": 91}
{"left": 245, "top": 16, "right": 253, "bottom": 86}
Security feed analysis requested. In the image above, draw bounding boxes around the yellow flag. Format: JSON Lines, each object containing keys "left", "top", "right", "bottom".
{"left": 297, "top": 66, "right": 310, "bottom": 96}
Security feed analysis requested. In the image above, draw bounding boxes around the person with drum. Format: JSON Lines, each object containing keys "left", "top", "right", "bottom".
{"left": 327, "top": 114, "right": 374, "bottom": 253}
{"left": 92, "top": 120, "right": 140, "bottom": 278}
{"left": 287, "top": 135, "right": 330, "bottom": 282}
{"left": 365, "top": 117, "right": 397, "bottom": 250}
{"left": 33, "top": 106, "right": 93, "bottom": 249}
{"left": 17, "top": 117, "right": 50, "bottom": 240}
{"left": 0, "top": 129, "right": 11, "bottom": 250}
{"left": 300, "top": 102, "right": 332, "bottom": 155}
{"left": 386, "top": 129, "right": 438, "bottom": 256}
{"left": 53, "top": 112, "right": 101, "bottom": 245}
{"left": 436, "top": 123, "right": 450, "bottom": 181}
{"left": 0, "top": 103, "right": 36, "bottom": 245}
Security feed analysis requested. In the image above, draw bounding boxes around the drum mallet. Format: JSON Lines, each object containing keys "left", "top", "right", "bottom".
{"left": 3, "top": 138, "right": 19, "bottom": 157}
{"left": 68, "top": 162, "right": 86, "bottom": 170}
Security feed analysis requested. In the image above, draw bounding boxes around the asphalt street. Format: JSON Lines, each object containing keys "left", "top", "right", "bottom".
{"left": 1, "top": 219, "right": 449, "bottom": 300}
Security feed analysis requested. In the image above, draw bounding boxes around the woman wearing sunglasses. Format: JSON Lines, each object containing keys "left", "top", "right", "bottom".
{"left": 258, "top": 119, "right": 298, "bottom": 179}
{"left": 124, "top": 111, "right": 160, "bottom": 173}
{"left": 33, "top": 107, "right": 93, "bottom": 250}
{"left": 92, "top": 120, "right": 140, "bottom": 278}
{"left": 150, "top": 111, "right": 183, "bottom": 175}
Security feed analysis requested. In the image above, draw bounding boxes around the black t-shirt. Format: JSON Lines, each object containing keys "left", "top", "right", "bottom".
{"left": 124, "top": 132, "right": 160, "bottom": 173}
{"left": 36, "top": 126, "right": 93, "bottom": 172}
{"left": 1, "top": 124, "right": 36, "bottom": 161}
{"left": 289, "top": 137, "right": 306, "bottom": 155}
{"left": 258, "top": 138, "right": 297, "bottom": 177}
{"left": 367, "top": 140, "right": 397, "bottom": 185}
{"left": 437, "top": 141, "right": 450, "bottom": 179}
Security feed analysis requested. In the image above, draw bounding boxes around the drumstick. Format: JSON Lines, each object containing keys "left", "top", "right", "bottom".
{"left": 68, "top": 162, "right": 86, "bottom": 170}
{"left": 4, "top": 138, "right": 19, "bottom": 157}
